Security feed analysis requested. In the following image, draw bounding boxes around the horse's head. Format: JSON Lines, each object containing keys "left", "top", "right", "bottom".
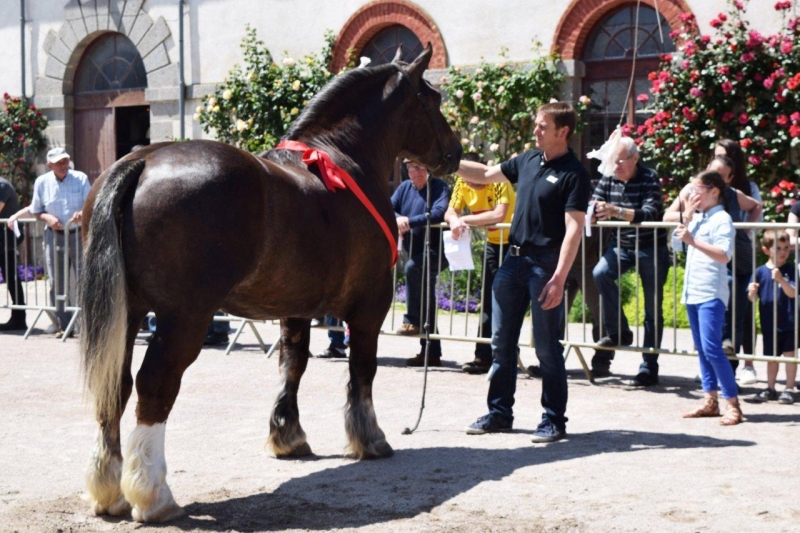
{"left": 391, "top": 45, "right": 462, "bottom": 176}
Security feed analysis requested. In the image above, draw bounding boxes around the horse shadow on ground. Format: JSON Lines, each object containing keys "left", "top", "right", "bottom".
{"left": 171, "top": 430, "right": 754, "bottom": 531}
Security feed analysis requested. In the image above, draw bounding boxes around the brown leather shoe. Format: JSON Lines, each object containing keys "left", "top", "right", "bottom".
{"left": 406, "top": 354, "right": 441, "bottom": 367}
{"left": 682, "top": 397, "right": 720, "bottom": 418}
{"left": 719, "top": 399, "right": 744, "bottom": 426}
{"left": 396, "top": 323, "right": 420, "bottom": 336}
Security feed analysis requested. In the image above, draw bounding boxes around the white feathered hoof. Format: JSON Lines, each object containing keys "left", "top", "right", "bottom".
{"left": 121, "top": 423, "right": 183, "bottom": 523}
{"left": 85, "top": 432, "right": 131, "bottom": 516}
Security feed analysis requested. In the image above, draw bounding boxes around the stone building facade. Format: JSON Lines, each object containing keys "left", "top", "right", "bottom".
{"left": 0, "top": 0, "right": 787, "bottom": 179}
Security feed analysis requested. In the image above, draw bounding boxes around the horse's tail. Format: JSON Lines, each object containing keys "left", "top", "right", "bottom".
{"left": 80, "top": 158, "right": 145, "bottom": 422}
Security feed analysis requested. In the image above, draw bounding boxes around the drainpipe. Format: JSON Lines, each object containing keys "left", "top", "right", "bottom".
{"left": 20, "top": 0, "right": 26, "bottom": 97}
{"left": 178, "top": 0, "right": 186, "bottom": 139}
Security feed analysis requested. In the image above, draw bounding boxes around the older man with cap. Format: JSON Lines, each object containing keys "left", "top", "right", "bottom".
{"left": 30, "top": 147, "right": 91, "bottom": 335}
{"left": 392, "top": 158, "right": 451, "bottom": 366}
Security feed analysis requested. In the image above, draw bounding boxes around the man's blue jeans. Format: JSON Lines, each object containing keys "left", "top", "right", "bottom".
{"left": 592, "top": 243, "right": 670, "bottom": 374}
{"left": 487, "top": 251, "right": 568, "bottom": 431}
{"left": 324, "top": 315, "right": 346, "bottom": 350}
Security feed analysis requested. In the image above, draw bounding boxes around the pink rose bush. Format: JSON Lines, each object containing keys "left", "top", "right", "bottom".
{"left": 633, "top": 0, "right": 800, "bottom": 220}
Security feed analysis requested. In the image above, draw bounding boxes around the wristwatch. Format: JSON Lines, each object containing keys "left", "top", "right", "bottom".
{"left": 617, "top": 207, "right": 624, "bottom": 219}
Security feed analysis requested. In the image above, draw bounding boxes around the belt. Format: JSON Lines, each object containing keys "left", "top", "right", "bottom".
{"left": 508, "top": 244, "right": 559, "bottom": 257}
{"left": 51, "top": 228, "right": 80, "bottom": 234}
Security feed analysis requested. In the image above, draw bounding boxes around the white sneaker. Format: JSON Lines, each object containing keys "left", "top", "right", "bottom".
{"left": 45, "top": 323, "right": 61, "bottom": 334}
{"left": 738, "top": 366, "right": 758, "bottom": 385}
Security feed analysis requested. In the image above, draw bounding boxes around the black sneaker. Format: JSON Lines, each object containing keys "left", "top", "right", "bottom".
{"left": 596, "top": 330, "right": 634, "bottom": 348}
{"left": 316, "top": 346, "right": 347, "bottom": 359}
{"left": 204, "top": 333, "right": 229, "bottom": 346}
{"left": 778, "top": 390, "right": 794, "bottom": 405}
{"left": 591, "top": 366, "right": 612, "bottom": 378}
{"left": 752, "top": 388, "right": 778, "bottom": 403}
{"left": 526, "top": 365, "right": 542, "bottom": 378}
{"left": 466, "top": 414, "right": 512, "bottom": 435}
{"left": 530, "top": 420, "right": 566, "bottom": 443}
{"left": 628, "top": 372, "right": 659, "bottom": 387}
{"left": 462, "top": 358, "right": 491, "bottom": 374}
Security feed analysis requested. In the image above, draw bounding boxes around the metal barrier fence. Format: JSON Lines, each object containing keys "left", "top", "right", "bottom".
{"left": 3, "top": 216, "right": 799, "bottom": 372}
{"left": 376, "top": 220, "right": 800, "bottom": 380}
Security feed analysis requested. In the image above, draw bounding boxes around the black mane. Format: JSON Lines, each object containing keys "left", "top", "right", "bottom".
{"left": 284, "top": 62, "right": 400, "bottom": 139}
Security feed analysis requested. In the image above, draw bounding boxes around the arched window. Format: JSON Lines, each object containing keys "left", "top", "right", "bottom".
{"left": 582, "top": 5, "right": 675, "bottom": 158}
{"left": 75, "top": 33, "right": 147, "bottom": 93}
{"left": 362, "top": 25, "right": 423, "bottom": 66}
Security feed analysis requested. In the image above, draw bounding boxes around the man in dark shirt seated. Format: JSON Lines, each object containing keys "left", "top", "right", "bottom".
{"left": 391, "top": 159, "right": 451, "bottom": 367}
{"left": 591, "top": 136, "right": 670, "bottom": 386}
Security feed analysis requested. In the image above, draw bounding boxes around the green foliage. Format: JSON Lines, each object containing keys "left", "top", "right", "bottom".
{"left": 632, "top": 0, "right": 800, "bottom": 220}
{"left": 568, "top": 263, "right": 689, "bottom": 329}
{"left": 0, "top": 93, "right": 48, "bottom": 203}
{"left": 195, "top": 26, "right": 341, "bottom": 152}
{"left": 439, "top": 43, "right": 591, "bottom": 163}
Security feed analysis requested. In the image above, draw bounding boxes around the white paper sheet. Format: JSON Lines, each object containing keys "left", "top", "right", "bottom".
{"left": 12, "top": 220, "right": 20, "bottom": 239}
{"left": 443, "top": 230, "right": 474, "bottom": 271}
{"left": 585, "top": 202, "right": 595, "bottom": 237}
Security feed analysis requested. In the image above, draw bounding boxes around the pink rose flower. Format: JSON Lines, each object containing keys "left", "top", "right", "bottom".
{"left": 740, "top": 52, "right": 755, "bottom": 63}
{"left": 721, "top": 81, "right": 734, "bottom": 94}
{"left": 690, "top": 87, "right": 702, "bottom": 98}
{"left": 637, "top": 93, "right": 649, "bottom": 103}
{"left": 738, "top": 113, "right": 749, "bottom": 125}
{"left": 764, "top": 78, "right": 775, "bottom": 89}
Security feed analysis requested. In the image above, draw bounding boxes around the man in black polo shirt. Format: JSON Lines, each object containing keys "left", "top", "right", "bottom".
{"left": 456, "top": 102, "right": 590, "bottom": 443}
{"left": 591, "top": 136, "right": 669, "bottom": 386}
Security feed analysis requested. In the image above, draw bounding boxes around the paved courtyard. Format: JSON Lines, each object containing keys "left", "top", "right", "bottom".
{"left": 1, "top": 308, "right": 798, "bottom": 532}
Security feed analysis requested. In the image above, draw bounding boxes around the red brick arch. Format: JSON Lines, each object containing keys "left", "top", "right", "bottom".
{"left": 552, "top": 0, "right": 692, "bottom": 59}
{"left": 331, "top": 0, "right": 447, "bottom": 72}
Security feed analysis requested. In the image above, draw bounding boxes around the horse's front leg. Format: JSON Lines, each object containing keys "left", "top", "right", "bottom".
{"left": 268, "top": 317, "right": 313, "bottom": 457}
{"left": 120, "top": 313, "right": 206, "bottom": 523}
{"left": 345, "top": 320, "right": 393, "bottom": 459}
{"left": 84, "top": 315, "right": 140, "bottom": 516}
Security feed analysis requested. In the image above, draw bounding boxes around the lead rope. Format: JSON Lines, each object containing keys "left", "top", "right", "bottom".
{"left": 403, "top": 170, "right": 433, "bottom": 435}
{"left": 619, "top": 0, "right": 643, "bottom": 127}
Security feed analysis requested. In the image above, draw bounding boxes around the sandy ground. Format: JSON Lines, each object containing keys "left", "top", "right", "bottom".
{"left": 1, "top": 307, "right": 799, "bottom": 533}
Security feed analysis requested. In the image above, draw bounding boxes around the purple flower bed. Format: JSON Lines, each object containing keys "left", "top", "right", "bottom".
{"left": 17, "top": 265, "right": 45, "bottom": 282}
{"left": 395, "top": 283, "right": 481, "bottom": 313}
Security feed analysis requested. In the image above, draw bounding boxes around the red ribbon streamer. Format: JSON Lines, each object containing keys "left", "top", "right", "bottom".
{"left": 276, "top": 140, "right": 398, "bottom": 266}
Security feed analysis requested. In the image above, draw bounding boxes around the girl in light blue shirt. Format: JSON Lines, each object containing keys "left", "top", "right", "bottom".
{"left": 673, "top": 170, "right": 743, "bottom": 426}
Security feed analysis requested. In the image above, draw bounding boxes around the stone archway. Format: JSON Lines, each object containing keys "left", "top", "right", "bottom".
{"left": 552, "top": 0, "right": 689, "bottom": 59}
{"left": 331, "top": 0, "right": 448, "bottom": 72}
{"left": 35, "top": 0, "right": 177, "bottom": 157}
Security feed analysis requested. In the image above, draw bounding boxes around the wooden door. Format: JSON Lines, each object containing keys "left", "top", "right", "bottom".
{"left": 74, "top": 108, "right": 116, "bottom": 184}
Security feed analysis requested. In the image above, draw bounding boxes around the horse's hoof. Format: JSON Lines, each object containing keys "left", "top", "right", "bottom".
{"left": 87, "top": 493, "right": 131, "bottom": 517}
{"left": 132, "top": 502, "right": 184, "bottom": 523}
{"left": 347, "top": 440, "right": 394, "bottom": 460}
{"left": 106, "top": 495, "right": 132, "bottom": 516}
{"left": 275, "top": 441, "right": 313, "bottom": 458}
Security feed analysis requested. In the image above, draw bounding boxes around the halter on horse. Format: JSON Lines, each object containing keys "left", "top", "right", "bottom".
{"left": 79, "top": 45, "right": 461, "bottom": 522}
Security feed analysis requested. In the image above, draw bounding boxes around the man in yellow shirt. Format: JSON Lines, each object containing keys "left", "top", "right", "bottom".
{"left": 445, "top": 153, "right": 516, "bottom": 374}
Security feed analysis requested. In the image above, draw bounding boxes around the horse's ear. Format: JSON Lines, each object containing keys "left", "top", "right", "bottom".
{"left": 391, "top": 46, "right": 403, "bottom": 63}
{"left": 406, "top": 43, "right": 432, "bottom": 83}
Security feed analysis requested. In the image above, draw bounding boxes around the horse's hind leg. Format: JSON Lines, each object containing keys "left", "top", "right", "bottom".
{"left": 267, "top": 317, "right": 313, "bottom": 457}
{"left": 345, "top": 320, "right": 393, "bottom": 459}
{"left": 85, "top": 311, "right": 143, "bottom": 516}
{"left": 120, "top": 313, "right": 207, "bottom": 523}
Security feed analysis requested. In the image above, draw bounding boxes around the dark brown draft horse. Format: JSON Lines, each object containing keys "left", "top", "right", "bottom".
{"left": 79, "top": 46, "right": 461, "bottom": 522}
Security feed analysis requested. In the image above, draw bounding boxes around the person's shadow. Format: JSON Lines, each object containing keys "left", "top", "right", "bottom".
{"left": 169, "top": 430, "right": 754, "bottom": 531}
